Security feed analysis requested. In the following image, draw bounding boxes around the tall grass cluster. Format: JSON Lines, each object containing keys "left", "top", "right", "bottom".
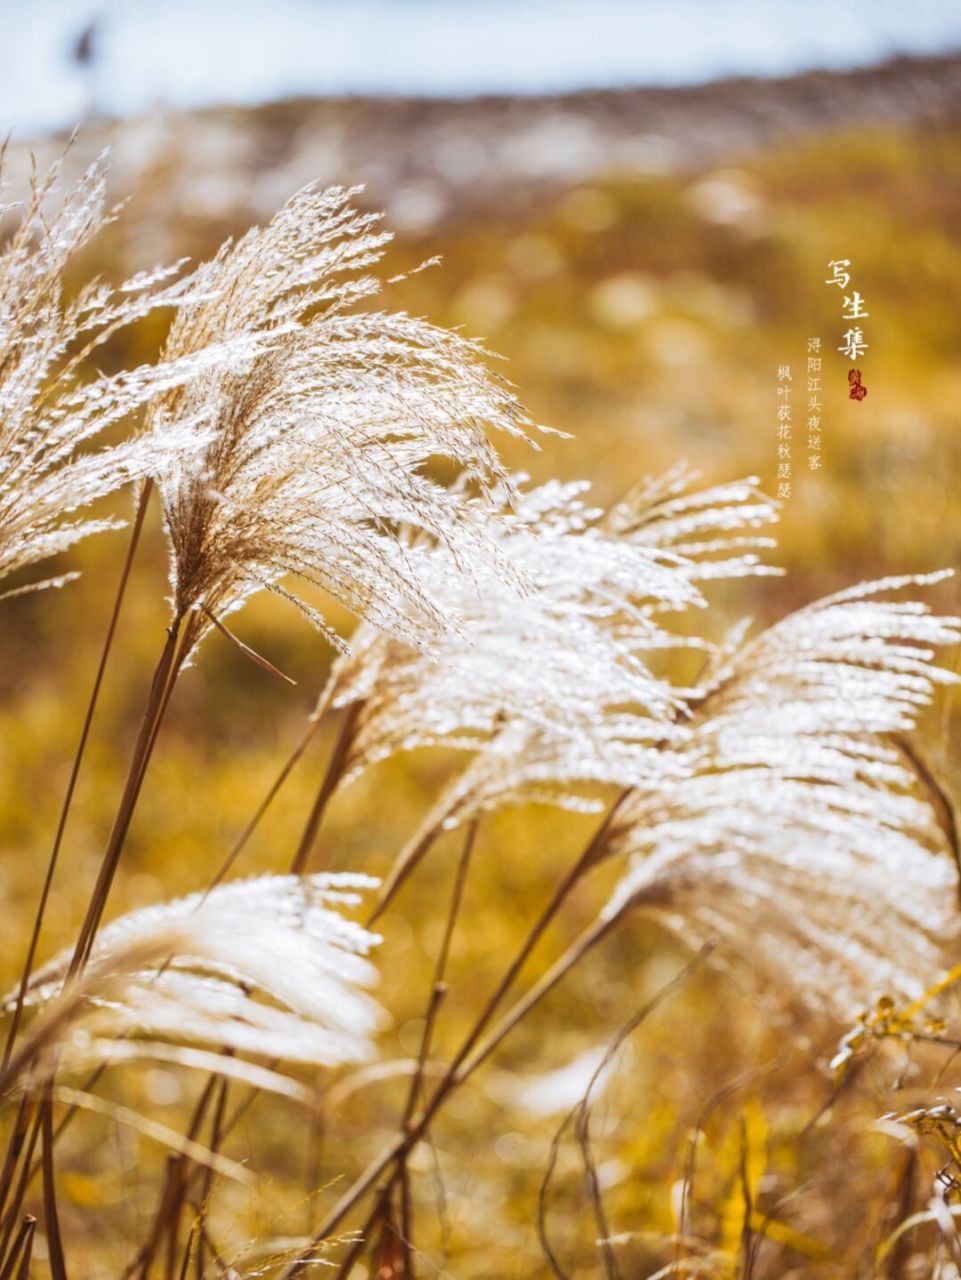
{"left": 1, "top": 152, "right": 960, "bottom": 1278}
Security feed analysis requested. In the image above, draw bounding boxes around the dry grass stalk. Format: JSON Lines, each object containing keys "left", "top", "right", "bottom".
{"left": 151, "top": 183, "right": 541, "bottom": 661}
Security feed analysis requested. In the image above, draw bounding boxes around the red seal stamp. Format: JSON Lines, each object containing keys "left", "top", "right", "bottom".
{"left": 848, "top": 368, "right": 867, "bottom": 401}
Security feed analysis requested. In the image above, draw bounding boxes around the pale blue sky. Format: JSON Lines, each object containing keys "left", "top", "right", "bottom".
{"left": 1, "top": 0, "right": 958, "bottom": 138}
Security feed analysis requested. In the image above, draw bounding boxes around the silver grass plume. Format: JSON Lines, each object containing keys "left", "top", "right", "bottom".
{"left": 602, "top": 463, "right": 783, "bottom": 582}
{"left": 603, "top": 572, "right": 961, "bottom": 1020}
{"left": 2, "top": 874, "right": 383, "bottom": 1097}
{"left": 0, "top": 151, "right": 230, "bottom": 597}
{"left": 150, "top": 183, "right": 538, "bottom": 657}
{"left": 332, "top": 470, "right": 778, "bottom": 824}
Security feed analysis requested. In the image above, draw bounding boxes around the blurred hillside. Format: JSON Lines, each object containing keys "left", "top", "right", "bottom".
{"left": 7, "top": 53, "right": 960, "bottom": 229}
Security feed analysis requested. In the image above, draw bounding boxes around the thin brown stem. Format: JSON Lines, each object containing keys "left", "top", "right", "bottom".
{"left": 208, "top": 718, "right": 323, "bottom": 891}
{"left": 0, "top": 1108, "right": 41, "bottom": 1264}
{"left": 279, "top": 796, "right": 631, "bottom": 1275}
{"left": 675, "top": 1061, "right": 781, "bottom": 1278}
{"left": 40, "top": 1097, "right": 66, "bottom": 1280}
{"left": 289, "top": 701, "right": 361, "bottom": 876}
{"left": 202, "top": 606, "right": 297, "bottom": 685}
{"left": 127, "top": 1156, "right": 178, "bottom": 1280}
{"left": 453, "top": 915, "right": 618, "bottom": 1087}
{"left": 367, "top": 822, "right": 444, "bottom": 928}
{"left": 280, "top": 898, "right": 623, "bottom": 1277}
{"left": 70, "top": 611, "right": 188, "bottom": 975}
{"left": 193, "top": 1077, "right": 230, "bottom": 1280}
{"left": 894, "top": 732, "right": 961, "bottom": 910}
{"left": 400, "top": 820, "right": 477, "bottom": 1132}
{"left": 122, "top": 1077, "right": 218, "bottom": 1280}
{"left": 208, "top": 677, "right": 339, "bottom": 892}
{"left": 13, "top": 1064, "right": 106, "bottom": 1210}
{"left": 364, "top": 820, "right": 478, "bottom": 1277}
{"left": 0, "top": 1214, "right": 34, "bottom": 1280}
{"left": 398, "top": 1168, "right": 414, "bottom": 1278}
{"left": 153, "top": 1079, "right": 259, "bottom": 1228}
{"left": 331, "top": 1190, "right": 389, "bottom": 1280}
{"left": 2, "top": 480, "right": 153, "bottom": 1069}
{"left": 437, "top": 792, "right": 630, "bottom": 1082}
{"left": 537, "top": 954, "right": 710, "bottom": 1280}
{"left": 579, "top": 1100, "right": 619, "bottom": 1280}
{"left": 0, "top": 616, "right": 197, "bottom": 1258}
{"left": 0, "top": 1100, "right": 32, "bottom": 1230}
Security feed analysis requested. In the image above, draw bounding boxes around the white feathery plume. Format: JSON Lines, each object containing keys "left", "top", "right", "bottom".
{"left": 332, "top": 472, "right": 777, "bottom": 825}
{"left": 604, "top": 463, "right": 781, "bottom": 583}
{"left": 150, "top": 183, "right": 539, "bottom": 656}
{"left": 334, "top": 480, "right": 689, "bottom": 773}
{"left": 0, "top": 150, "right": 233, "bottom": 597}
{"left": 4, "top": 874, "right": 383, "bottom": 1093}
{"left": 603, "top": 572, "right": 961, "bottom": 1019}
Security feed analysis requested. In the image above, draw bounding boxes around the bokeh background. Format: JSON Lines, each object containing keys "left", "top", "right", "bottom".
{"left": 3, "top": 4, "right": 961, "bottom": 1275}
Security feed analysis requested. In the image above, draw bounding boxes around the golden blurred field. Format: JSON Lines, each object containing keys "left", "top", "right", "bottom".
{"left": 2, "top": 98, "right": 961, "bottom": 1276}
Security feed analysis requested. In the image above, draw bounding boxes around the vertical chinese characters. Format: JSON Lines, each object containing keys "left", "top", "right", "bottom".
{"left": 826, "top": 258, "right": 869, "bottom": 394}
{"left": 807, "top": 338, "right": 822, "bottom": 471}
{"left": 777, "top": 364, "right": 792, "bottom": 498}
